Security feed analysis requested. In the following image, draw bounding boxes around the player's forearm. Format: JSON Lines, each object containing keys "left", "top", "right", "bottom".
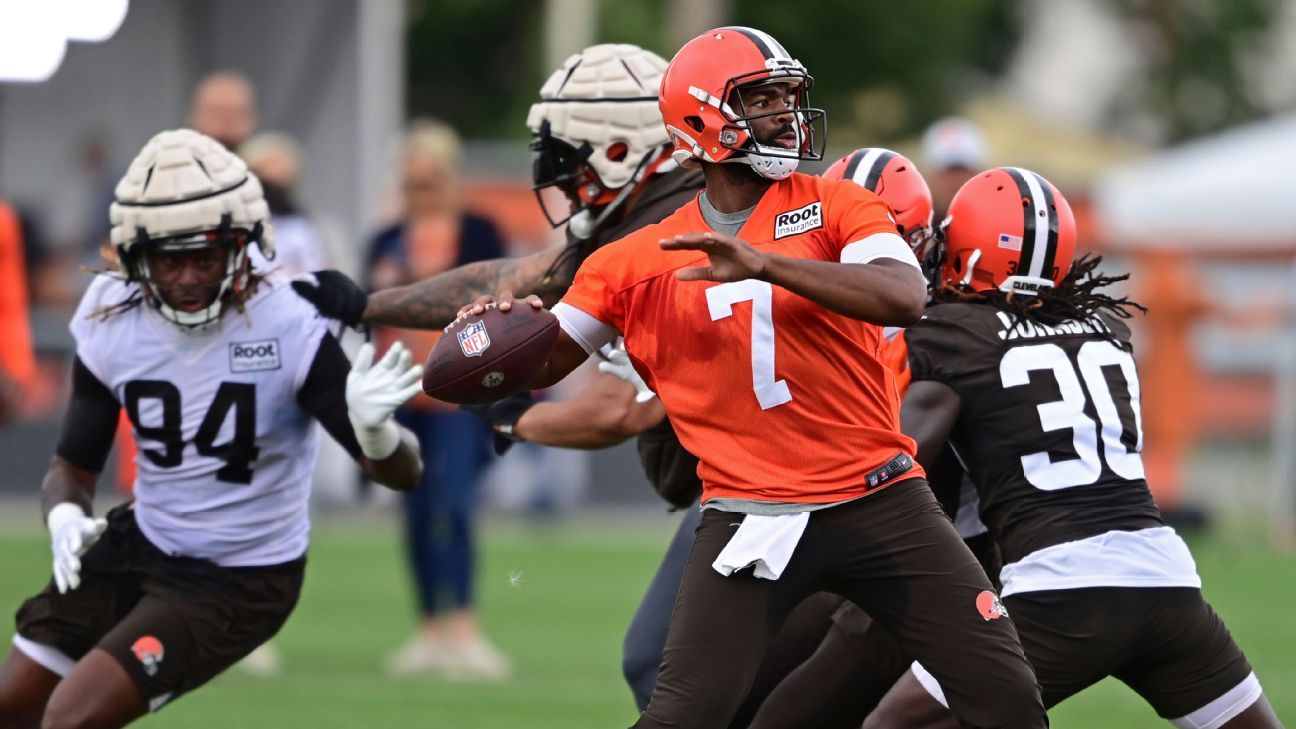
{"left": 899, "top": 380, "right": 963, "bottom": 470}
{"left": 515, "top": 401, "right": 633, "bottom": 448}
{"left": 514, "top": 377, "right": 662, "bottom": 448}
{"left": 40, "top": 456, "right": 98, "bottom": 521}
{"left": 360, "top": 427, "right": 423, "bottom": 491}
{"left": 363, "top": 248, "right": 569, "bottom": 330}
{"left": 525, "top": 330, "right": 593, "bottom": 391}
{"left": 758, "top": 255, "right": 926, "bottom": 326}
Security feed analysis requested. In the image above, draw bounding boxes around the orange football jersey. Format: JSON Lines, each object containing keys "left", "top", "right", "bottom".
{"left": 560, "top": 173, "right": 923, "bottom": 504}
{"left": 879, "top": 327, "right": 911, "bottom": 394}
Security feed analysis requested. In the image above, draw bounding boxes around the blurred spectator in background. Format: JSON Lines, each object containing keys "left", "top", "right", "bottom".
{"left": 75, "top": 134, "right": 117, "bottom": 257}
{"left": 188, "top": 71, "right": 258, "bottom": 151}
{"left": 240, "top": 132, "right": 328, "bottom": 275}
{"left": 368, "top": 119, "right": 509, "bottom": 679}
{"left": 921, "top": 117, "right": 988, "bottom": 223}
{"left": 18, "top": 133, "right": 116, "bottom": 309}
{"left": 235, "top": 131, "right": 332, "bottom": 677}
{"left": 0, "top": 199, "right": 35, "bottom": 424}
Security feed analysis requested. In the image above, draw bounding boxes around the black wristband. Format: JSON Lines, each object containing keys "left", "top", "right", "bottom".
{"left": 291, "top": 270, "right": 368, "bottom": 327}
{"left": 462, "top": 391, "right": 536, "bottom": 455}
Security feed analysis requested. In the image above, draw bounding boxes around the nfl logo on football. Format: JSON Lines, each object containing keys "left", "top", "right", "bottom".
{"left": 457, "top": 321, "right": 491, "bottom": 358}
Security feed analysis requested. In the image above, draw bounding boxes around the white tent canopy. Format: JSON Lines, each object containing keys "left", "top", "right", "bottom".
{"left": 1095, "top": 113, "right": 1296, "bottom": 248}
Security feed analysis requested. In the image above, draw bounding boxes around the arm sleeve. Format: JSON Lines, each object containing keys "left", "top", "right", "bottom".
{"left": 840, "top": 232, "right": 921, "bottom": 270}
{"left": 296, "top": 332, "right": 365, "bottom": 461}
{"left": 552, "top": 303, "right": 618, "bottom": 355}
{"left": 55, "top": 357, "right": 120, "bottom": 472}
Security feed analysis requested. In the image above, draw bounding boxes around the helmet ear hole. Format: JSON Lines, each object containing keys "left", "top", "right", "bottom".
{"left": 606, "top": 142, "right": 629, "bottom": 162}
{"left": 685, "top": 116, "right": 704, "bottom": 133}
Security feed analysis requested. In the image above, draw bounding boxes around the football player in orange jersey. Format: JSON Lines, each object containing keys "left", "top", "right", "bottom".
{"left": 455, "top": 27, "right": 1045, "bottom": 729}
{"left": 745, "top": 149, "right": 1001, "bottom": 729}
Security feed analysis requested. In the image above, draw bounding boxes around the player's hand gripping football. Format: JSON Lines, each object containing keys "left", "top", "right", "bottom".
{"left": 47, "top": 502, "right": 107, "bottom": 594}
{"left": 660, "top": 232, "right": 768, "bottom": 282}
{"left": 446, "top": 291, "right": 544, "bottom": 332}
{"left": 346, "top": 341, "right": 423, "bottom": 459}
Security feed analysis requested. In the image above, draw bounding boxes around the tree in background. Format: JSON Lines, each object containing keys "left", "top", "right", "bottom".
{"left": 408, "top": 0, "right": 1019, "bottom": 146}
{"left": 1115, "top": 0, "right": 1282, "bottom": 143}
{"left": 735, "top": 1, "right": 1019, "bottom": 148}
{"left": 407, "top": 0, "right": 1289, "bottom": 147}
{"left": 407, "top": 0, "right": 545, "bottom": 139}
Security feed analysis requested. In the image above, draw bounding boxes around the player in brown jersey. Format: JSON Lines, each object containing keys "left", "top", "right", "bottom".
{"left": 863, "top": 167, "right": 1283, "bottom": 729}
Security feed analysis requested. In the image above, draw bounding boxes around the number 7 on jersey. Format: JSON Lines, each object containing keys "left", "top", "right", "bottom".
{"left": 706, "top": 279, "right": 793, "bottom": 410}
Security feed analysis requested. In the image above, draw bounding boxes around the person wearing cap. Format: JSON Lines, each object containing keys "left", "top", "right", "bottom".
{"left": 921, "top": 117, "right": 988, "bottom": 223}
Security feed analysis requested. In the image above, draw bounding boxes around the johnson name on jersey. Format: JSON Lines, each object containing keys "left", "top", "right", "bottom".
{"left": 905, "top": 302, "right": 1164, "bottom": 566}
{"left": 70, "top": 274, "right": 330, "bottom": 567}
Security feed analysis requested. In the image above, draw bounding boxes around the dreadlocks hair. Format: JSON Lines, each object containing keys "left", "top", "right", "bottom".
{"left": 933, "top": 254, "right": 1147, "bottom": 347}
{"left": 84, "top": 263, "right": 268, "bottom": 324}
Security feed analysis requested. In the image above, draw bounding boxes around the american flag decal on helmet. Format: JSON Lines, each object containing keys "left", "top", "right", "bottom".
{"left": 997, "top": 233, "right": 1023, "bottom": 251}
{"left": 457, "top": 321, "right": 491, "bottom": 358}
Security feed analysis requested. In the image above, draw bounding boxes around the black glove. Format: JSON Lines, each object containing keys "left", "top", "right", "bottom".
{"left": 291, "top": 270, "right": 368, "bottom": 327}
{"left": 462, "top": 391, "right": 536, "bottom": 456}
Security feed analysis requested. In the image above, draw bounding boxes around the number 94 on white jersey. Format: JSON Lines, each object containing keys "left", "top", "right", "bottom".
{"left": 70, "top": 274, "right": 332, "bottom": 567}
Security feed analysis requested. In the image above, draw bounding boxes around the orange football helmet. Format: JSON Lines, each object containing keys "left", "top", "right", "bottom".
{"left": 659, "top": 26, "right": 825, "bottom": 180}
{"left": 939, "top": 167, "right": 1076, "bottom": 296}
{"left": 823, "top": 148, "right": 934, "bottom": 253}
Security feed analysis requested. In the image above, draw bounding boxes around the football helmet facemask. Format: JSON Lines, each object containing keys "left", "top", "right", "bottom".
{"left": 938, "top": 167, "right": 1076, "bottom": 297}
{"left": 823, "top": 148, "right": 936, "bottom": 271}
{"left": 660, "top": 26, "right": 826, "bottom": 181}
{"left": 527, "top": 44, "right": 674, "bottom": 239}
{"left": 109, "top": 129, "right": 273, "bottom": 329}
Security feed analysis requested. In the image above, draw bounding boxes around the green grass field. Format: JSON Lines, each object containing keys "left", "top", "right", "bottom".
{"left": 1, "top": 510, "right": 1292, "bottom": 728}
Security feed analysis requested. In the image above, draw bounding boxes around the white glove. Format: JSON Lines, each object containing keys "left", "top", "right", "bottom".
{"left": 47, "top": 502, "right": 106, "bottom": 594}
{"left": 347, "top": 341, "right": 423, "bottom": 459}
{"left": 597, "top": 343, "right": 655, "bottom": 403}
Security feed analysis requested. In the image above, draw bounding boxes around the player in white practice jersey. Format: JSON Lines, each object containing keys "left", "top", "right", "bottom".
{"left": 0, "top": 130, "right": 423, "bottom": 729}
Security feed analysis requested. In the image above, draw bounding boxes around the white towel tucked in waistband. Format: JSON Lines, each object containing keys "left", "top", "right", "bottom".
{"left": 712, "top": 512, "right": 810, "bottom": 580}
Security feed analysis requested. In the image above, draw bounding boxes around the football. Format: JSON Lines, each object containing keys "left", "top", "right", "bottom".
{"left": 422, "top": 303, "right": 560, "bottom": 404}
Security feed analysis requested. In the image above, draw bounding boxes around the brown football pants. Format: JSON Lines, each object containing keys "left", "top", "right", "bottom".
{"left": 632, "top": 479, "right": 1046, "bottom": 729}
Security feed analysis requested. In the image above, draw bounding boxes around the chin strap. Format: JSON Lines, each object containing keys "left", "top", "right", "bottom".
{"left": 746, "top": 144, "right": 800, "bottom": 180}
{"left": 739, "top": 112, "right": 807, "bottom": 180}
{"left": 959, "top": 249, "right": 982, "bottom": 287}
